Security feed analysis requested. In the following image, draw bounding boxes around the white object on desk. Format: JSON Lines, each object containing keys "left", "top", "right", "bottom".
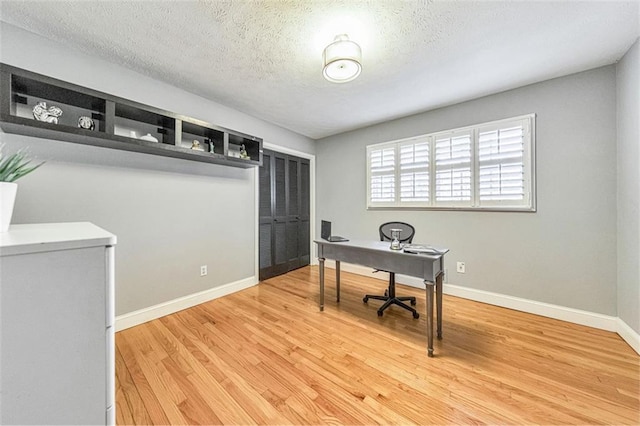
{"left": 0, "top": 222, "right": 117, "bottom": 425}
{"left": 402, "top": 244, "right": 446, "bottom": 255}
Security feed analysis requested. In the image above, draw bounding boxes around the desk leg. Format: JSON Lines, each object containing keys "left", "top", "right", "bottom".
{"left": 436, "top": 272, "right": 443, "bottom": 340}
{"left": 319, "top": 257, "right": 325, "bottom": 311}
{"left": 425, "top": 280, "right": 435, "bottom": 357}
{"left": 335, "top": 260, "right": 341, "bottom": 303}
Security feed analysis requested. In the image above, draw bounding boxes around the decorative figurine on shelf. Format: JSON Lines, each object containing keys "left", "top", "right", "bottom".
{"left": 32, "top": 101, "right": 63, "bottom": 124}
{"left": 239, "top": 144, "right": 249, "bottom": 159}
{"left": 77, "top": 116, "right": 95, "bottom": 130}
{"left": 191, "top": 140, "right": 202, "bottom": 151}
{"left": 205, "top": 138, "right": 214, "bottom": 153}
{"left": 139, "top": 133, "right": 158, "bottom": 142}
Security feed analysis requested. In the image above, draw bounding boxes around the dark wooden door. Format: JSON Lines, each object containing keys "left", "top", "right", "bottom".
{"left": 259, "top": 149, "right": 310, "bottom": 280}
{"left": 286, "top": 156, "right": 311, "bottom": 270}
{"left": 258, "top": 150, "right": 275, "bottom": 277}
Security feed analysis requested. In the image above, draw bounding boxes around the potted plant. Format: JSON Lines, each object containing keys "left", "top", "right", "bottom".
{"left": 0, "top": 143, "right": 44, "bottom": 232}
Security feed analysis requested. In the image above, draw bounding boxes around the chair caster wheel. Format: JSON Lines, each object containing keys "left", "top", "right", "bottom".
{"left": 363, "top": 297, "right": 369, "bottom": 303}
{"left": 411, "top": 299, "right": 417, "bottom": 306}
{"left": 413, "top": 312, "right": 420, "bottom": 319}
{"left": 377, "top": 311, "right": 383, "bottom": 317}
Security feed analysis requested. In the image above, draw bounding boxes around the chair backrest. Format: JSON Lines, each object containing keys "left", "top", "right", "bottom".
{"left": 379, "top": 222, "right": 415, "bottom": 243}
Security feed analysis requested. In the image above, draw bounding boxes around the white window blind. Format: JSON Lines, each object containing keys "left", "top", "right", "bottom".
{"left": 366, "top": 114, "right": 535, "bottom": 211}
{"left": 434, "top": 132, "right": 472, "bottom": 203}
{"left": 400, "top": 140, "right": 429, "bottom": 203}
{"left": 368, "top": 146, "right": 396, "bottom": 204}
{"left": 477, "top": 118, "right": 530, "bottom": 206}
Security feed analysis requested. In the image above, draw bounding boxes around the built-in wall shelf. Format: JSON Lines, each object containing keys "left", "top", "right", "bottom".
{"left": 0, "top": 64, "right": 262, "bottom": 168}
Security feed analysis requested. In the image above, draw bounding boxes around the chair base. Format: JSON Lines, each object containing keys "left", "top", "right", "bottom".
{"left": 363, "top": 289, "right": 419, "bottom": 319}
{"left": 365, "top": 271, "right": 419, "bottom": 319}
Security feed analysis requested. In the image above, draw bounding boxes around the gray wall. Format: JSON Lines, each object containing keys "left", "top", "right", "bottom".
{"left": 316, "top": 66, "right": 618, "bottom": 316}
{"left": 616, "top": 39, "right": 640, "bottom": 333}
{"left": 0, "top": 23, "right": 315, "bottom": 315}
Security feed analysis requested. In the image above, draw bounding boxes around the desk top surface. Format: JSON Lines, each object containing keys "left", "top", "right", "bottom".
{"left": 314, "top": 239, "right": 448, "bottom": 258}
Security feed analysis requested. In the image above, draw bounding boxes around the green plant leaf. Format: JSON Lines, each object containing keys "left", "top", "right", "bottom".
{"left": 0, "top": 144, "right": 44, "bottom": 182}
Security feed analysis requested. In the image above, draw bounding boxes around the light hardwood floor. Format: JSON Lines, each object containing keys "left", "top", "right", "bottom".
{"left": 116, "top": 266, "right": 639, "bottom": 425}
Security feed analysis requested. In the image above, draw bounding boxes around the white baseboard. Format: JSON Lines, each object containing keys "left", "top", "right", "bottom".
{"left": 616, "top": 318, "right": 640, "bottom": 355}
{"left": 442, "top": 283, "right": 618, "bottom": 331}
{"left": 323, "top": 260, "right": 640, "bottom": 353}
{"left": 115, "top": 276, "right": 258, "bottom": 331}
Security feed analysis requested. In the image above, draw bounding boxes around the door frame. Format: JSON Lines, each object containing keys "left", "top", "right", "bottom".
{"left": 255, "top": 142, "right": 316, "bottom": 281}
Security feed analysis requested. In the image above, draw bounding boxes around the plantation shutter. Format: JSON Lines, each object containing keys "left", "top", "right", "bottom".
{"left": 399, "top": 139, "right": 429, "bottom": 204}
{"left": 365, "top": 114, "right": 534, "bottom": 211}
{"left": 368, "top": 144, "right": 396, "bottom": 205}
{"left": 477, "top": 118, "right": 530, "bottom": 207}
{"left": 434, "top": 131, "right": 472, "bottom": 204}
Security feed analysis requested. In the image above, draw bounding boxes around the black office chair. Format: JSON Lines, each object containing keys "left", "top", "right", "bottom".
{"left": 363, "top": 221, "right": 419, "bottom": 319}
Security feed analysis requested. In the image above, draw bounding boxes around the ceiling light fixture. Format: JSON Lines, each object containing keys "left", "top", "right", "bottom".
{"left": 322, "top": 34, "right": 362, "bottom": 83}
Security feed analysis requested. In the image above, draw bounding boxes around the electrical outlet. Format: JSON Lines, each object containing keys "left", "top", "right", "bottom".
{"left": 456, "top": 262, "right": 466, "bottom": 274}
{"left": 200, "top": 265, "right": 208, "bottom": 276}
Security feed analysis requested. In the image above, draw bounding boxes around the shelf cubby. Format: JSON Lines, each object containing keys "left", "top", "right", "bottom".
{"left": 227, "top": 132, "right": 261, "bottom": 163}
{"left": 8, "top": 73, "right": 106, "bottom": 133}
{"left": 0, "top": 63, "right": 262, "bottom": 168}
{"left": 181, "top": 119, "right": 225, "bottom": 155}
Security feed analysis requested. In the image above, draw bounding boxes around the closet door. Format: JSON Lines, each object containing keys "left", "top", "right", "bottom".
{"left": 286, "top": 157, "right": 301, "bottom": 270}
{"left": 289, "top": 158, "right": 310, "bottom": 268}
{"left": 258, "top": 151, "right": 274, "bottom": 278}
{"left": 259, "top": 149, "right": 310, "bottom": 281}
{"left": 272, "top": 152, "right": 289, "bottom": 276}
{"left": 299, "top": 159, "right": 310, "bottom": 266}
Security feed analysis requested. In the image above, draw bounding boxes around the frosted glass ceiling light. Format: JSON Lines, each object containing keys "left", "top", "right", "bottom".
{"left": 323, "top": 34, "right": 362, "bottom": 83}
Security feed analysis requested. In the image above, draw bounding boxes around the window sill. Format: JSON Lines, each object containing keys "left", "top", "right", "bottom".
{"left": 366, "top": 206, "right": 537, "bottom": 213}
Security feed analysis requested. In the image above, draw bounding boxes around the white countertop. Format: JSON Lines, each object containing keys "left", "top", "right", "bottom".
{"left": 0, "top": 222, "right": 117, "bottom": 256}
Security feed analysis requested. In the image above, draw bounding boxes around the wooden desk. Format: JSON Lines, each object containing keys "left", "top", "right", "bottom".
{"left": 315, "top": 239, "right": 448, "bottom": 357}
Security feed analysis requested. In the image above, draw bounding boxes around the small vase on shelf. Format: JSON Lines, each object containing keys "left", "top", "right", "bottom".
{"left": 77, "top": 116, "right": 95, "bottom": 130}
{"left": 139, "top": 133, "right": 158, "bottom": 142}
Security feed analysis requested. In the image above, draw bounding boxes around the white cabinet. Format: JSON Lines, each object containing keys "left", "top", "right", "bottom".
{"left": 0, "top": 222, "right": 116, "bottom": 425}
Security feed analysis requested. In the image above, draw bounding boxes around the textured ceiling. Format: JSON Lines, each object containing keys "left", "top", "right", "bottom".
{"left": 0, "top": 1, "right": 638, "bottom": 139}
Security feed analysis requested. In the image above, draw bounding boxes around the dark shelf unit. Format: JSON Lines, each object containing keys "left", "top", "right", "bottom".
{"left": 0, "top": 64, "right": 262, "bottom": 168}
{"left": 181, "top": 119, "right": 226, "bottom": 156}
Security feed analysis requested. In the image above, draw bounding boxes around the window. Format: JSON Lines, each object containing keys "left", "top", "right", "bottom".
{"left": 399, "top": 140, "right": 429, "bottom": 204}
{"left": 366, "top": 114, "right": 535, "bottom": 211}
{"left": 369, "top": 145, "right": 395, "bottom": 203}
{"left": 434, "top": 131, "right": 472, "bottom": 204}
